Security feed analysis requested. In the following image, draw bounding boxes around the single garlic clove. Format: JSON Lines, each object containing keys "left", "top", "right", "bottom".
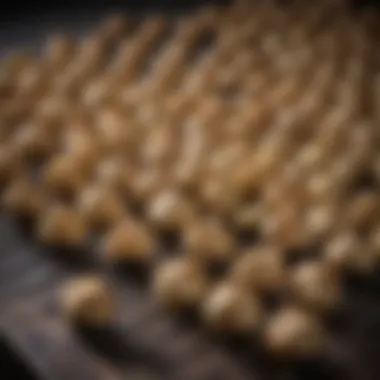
{"left": 198, "top": 177, "right": 239, "bottom": 215}
{"left": 96, "top": 107, "right": 138, "bottom": 152}
{"left": 62, "top": 129, "right": 101, "bottom": 171}
{"left": 290, "top": 260, "right": 342, "bottom": 312}
{"left": 95, "top": 156, "right": 134, "bottom": 193}
{"left": 325, "top": 230, "right": 376, "bottom": 274}
{"left": 264, "top": 306, "right": 327, "bottom": 358}
{"left": 263, "top": 208, "right": 307, "bottom": 250}
{"left": 81, "top": 77, "right": 114, "bottom": 108}
{"left": 77, "top": 184, "right": 125, "bottom": 230}
{"left": 230, "top": 245, "right": 286, "bottom": 293}
{"left": 42, "top": 153, "right": 89, "bottom": 198}
{"left": 232, "top": 202, "right": 264, "bottom": 230}
{"left": 61, "top": 275, "right": 114, "bottom": 325}
{"left": 2, "top": 176, "right": 45, "bottom": 218}
{"left": 101, "top": 218, "right": 155, "bottom": 264}
{"left": 37, "top": 204, "right": 88, "bottom": 248}
{"left": 153, "top": 258, "right": 208, "bottom": 310}
{"left": 13, "top": 122, "right": 55, "bottom": 159}
{"left": 324, "top": 230, "right": 360, "bottom": 271}
{"left": 141, "top": 124, "right": 178, "bottom": 168}
{"left": 147, "top": 189, "right": 195, "bottom": 231}
{"left": 202, "top": 281, "right": 263, "bottom": 333}
{"left": 34, "top": 93, "right": 72, "bottom": 127}
{"left": 304, "top": 202, "right": 339, "bottom": 241}
{"left": 130, "top": 169, "right": 167, "bottom": 203}
{"left": 184, "top": 218, "right": 235, "bottom": 263}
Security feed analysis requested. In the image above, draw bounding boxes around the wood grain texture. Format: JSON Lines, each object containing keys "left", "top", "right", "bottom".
{"left": 1, "top": 211, "right": 380, "bottom": 380}
{"left": 0, "top": 214, "right": 254, "bottom": 380}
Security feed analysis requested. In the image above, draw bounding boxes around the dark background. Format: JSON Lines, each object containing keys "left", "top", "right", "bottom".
{"left": 0, "top": 337, "right": 38, "bottom": 380}
{"left": 0, "top": 0, "right": 379, "bottom": 19}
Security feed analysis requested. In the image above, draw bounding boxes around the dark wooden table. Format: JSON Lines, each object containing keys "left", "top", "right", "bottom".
{"left": 0, "top": 214, "right": 258, "bottom": 380}
{"left": 2, "top": 211, "right": 380, "bottom": 380}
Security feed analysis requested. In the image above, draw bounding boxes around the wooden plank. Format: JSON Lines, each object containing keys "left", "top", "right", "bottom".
{"left": 0, "top": 215, "right": 255, "bottom": 380}
{"left": 1, "top": 297, "right": 123, "bottom": 380}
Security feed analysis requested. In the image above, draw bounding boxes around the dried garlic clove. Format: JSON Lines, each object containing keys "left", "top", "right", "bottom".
{"left": 153, "top": 258, "right": 208, "bottom": 310}
{"left": 290, "top": 260, "right": 342, "bottom": 311}
{"left": 2, "top": 176, "right": 45, "bottom": 218}
{"left": 42, "top": 153, "right": 89, "bottom": 198}
{"left": 202, "top": 281, "right": 262, "bottom": 333}
{"left": 77, "top": 184, "right": 125, "bottom": 230}
{"left": 102, "top": 218, "right": 155, "bottom": 264}
{"left": 230, "top": 246, "right": 286, "bottom": 293}
{"left": 61, "top": 275, "right": 114, "bottom": 325}
{"left": 37, "top": 204, "right": 88, "bottom": 248}
{"left": 147, "top": 189, "right": 195, "bottom": 231}
{"left": 95, "top": 156, "right": 134, "bottom": 193}
{"left": 184, "top": 218, "right": 235, "bottom": 263}
{"left": 264, "top": 306, "right": 327, "bottom": 358}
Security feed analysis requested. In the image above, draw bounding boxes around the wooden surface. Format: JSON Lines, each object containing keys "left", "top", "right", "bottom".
{"left": 1, "top": 214, "right": 380, "bottom": 380}
{"left": 0, "top": 215, "right": 258, "bottom": 380}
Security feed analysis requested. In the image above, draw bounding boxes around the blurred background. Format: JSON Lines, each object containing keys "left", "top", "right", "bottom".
{"left": 0, "top": 0, "right": 378, "bottom": 19}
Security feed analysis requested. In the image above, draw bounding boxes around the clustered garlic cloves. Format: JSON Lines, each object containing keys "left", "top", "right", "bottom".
{"left": 1, "top": 0, "right": 379, "bottom": 359}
